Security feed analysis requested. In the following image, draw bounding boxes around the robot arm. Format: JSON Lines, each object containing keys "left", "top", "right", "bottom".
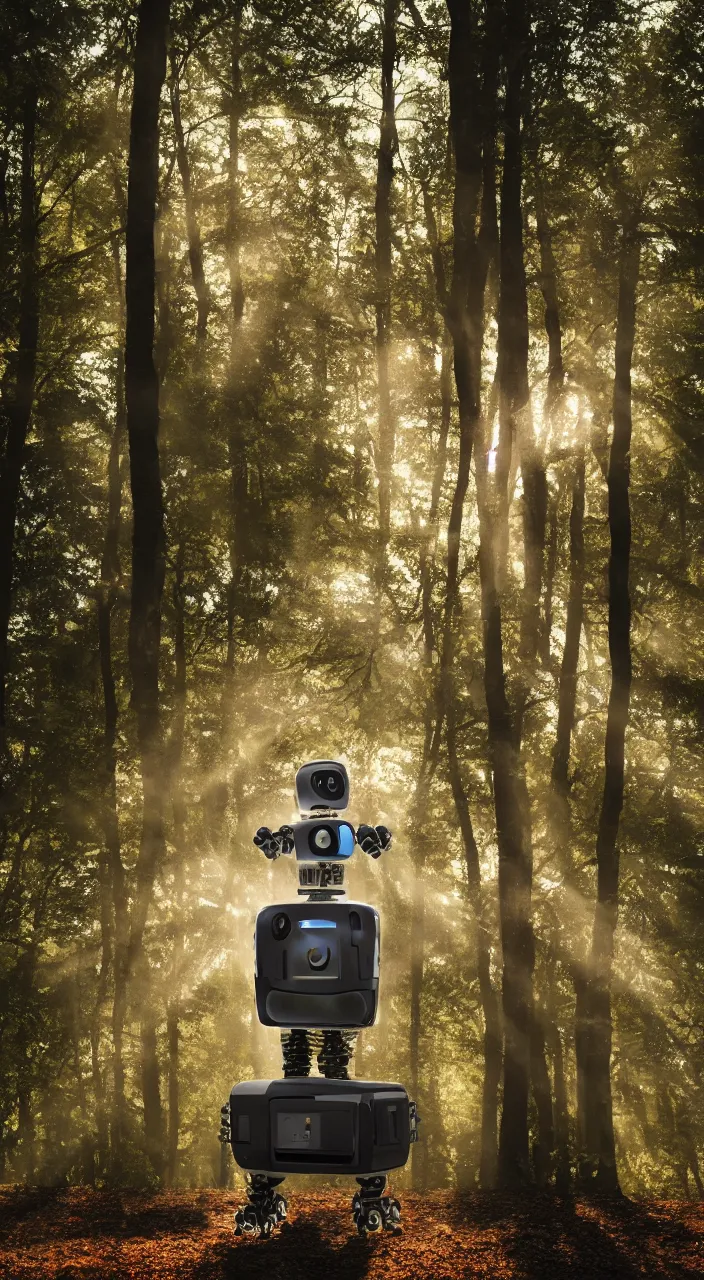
{"left": 253, "top": 825, "right": 295, "bottom": 860}
{"left": 355, "top": 824, "right": 392, "bottom": 859}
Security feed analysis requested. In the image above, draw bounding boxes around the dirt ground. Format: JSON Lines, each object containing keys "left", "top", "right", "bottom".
{"left": 0, "top": 1186, "right": 702, "bottom": 1280}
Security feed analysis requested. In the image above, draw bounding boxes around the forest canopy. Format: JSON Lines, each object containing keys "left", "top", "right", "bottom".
{"left": 0, "top": 0, "right": 703, "bottom": 1201}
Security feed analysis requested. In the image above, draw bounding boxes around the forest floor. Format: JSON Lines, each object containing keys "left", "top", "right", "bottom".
{"left": 0, "top": 1186, "right": 702, "bottom": 1280}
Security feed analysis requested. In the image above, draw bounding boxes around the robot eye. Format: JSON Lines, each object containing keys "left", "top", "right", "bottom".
{"left": 310, "top": 769, "right": 345, "bottom": 802}
{"left": 307, "top": 824, "right": 340, "bottom": 857}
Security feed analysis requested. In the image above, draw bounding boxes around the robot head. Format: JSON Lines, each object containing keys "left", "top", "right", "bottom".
{"left": 295, "top": 760, "right": 349, "bottom": 813}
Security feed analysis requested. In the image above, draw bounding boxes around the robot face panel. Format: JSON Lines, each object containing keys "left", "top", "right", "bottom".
{"left": 254, "top": 900, "right": 379, "bottom": 1028}
{"left": 293, "top": 818, "right": 355, "bottom": 862}
{"left": 295, "top": 760, "right": 349, "bottom": 812}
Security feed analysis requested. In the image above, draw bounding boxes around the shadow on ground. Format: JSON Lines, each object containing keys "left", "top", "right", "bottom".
{"left": 448, "top": 1191, "right": 703, "bottom": 1279}
{"left": 194, "top": 1217, "right": 372, "bottom": 1280}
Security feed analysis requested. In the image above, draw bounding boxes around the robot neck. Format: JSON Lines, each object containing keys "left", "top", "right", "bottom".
{"left": 298, "top": 861, "right": 346, "bottom": 899}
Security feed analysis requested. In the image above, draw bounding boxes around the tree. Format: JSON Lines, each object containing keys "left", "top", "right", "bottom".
{"left": 123, "top": 0, "right": 171, "bottom": 1179}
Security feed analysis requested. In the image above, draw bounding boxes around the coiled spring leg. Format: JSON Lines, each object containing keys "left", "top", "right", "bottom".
{"left": 280, "top": 1028, "right": 313, "bottom": 1076}
{"left": 316, "top": 1029, "right": 357, "bottom": 1078}
{"left": 280, "top": 1028, "right": 357, "bottom": 1078}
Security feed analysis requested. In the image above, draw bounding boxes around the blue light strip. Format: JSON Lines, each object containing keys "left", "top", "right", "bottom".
{"left": 299, "top": 919, "right": 337, "bottom": 929}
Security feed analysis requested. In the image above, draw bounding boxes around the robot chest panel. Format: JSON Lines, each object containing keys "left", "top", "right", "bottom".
{"left": 292, "top": 819, "right": 356, "bottom": 861}
{"left": 253, "top": 901, "right": 380, "bottom": 1028}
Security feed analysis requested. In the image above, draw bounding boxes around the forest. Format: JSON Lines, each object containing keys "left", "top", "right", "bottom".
{"left": 1, "top": 0, "right": 703, "bottom": 1224}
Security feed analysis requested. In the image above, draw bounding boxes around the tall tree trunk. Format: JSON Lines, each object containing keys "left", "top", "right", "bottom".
{"left": 443, "top": 0, "right": 502, "bottom": 1187}
{"left": 210, "top": 1, "right": 248, "bottom": 845}
{"left": 532, "top": 178, "right": 565, "bottom": 676}
{"left": 0, "top": 88, "right": 38, "bottom": 738}
{"left": 517, "top": 156, "right": 571, "bottom": 1185}
{"left": 374, "top": 0, "right": 398, "bottom": 560}
{"left": 475, "top": 0, "right": 535, "bottom": 1190}
{"left": 169, "top": 55, "right": 210, "bottom": 341}
{"left": 578, "top": 217, "right": 641, "bottom": 1193}
{"left": 407, "top": 304, "right": 452, "bottom": 1189}
{"left": 125, "top": 0, "right": 170, "bottom": 1180}
{"left": 439, "top": 0, "right": 494, "bottom": 732}
{"left": 97, "top": 241, "right": 128, "bottom": 1174}
{"left": 166, "top": 538, "right": 187, "bottom": 1186}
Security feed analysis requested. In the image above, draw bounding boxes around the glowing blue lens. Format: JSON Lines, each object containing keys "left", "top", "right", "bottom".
{"left": 299, "top": 919, "right": 336, "bottom": 929}
{"left": 338, "top": 824, "right": 355, "bottom": 857}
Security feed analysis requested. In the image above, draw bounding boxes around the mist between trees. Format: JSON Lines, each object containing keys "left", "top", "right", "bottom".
{"left": 0, "top": 0, "right": 702, "bottom": 1199}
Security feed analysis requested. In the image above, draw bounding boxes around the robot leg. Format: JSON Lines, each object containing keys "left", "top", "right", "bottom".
{"left": 351, "top": 1174, "right": 402, "bottom": 1235}
{"left": 316, "top": 1029, "right": 357, "bottom": 1079}
{"left": 234, "top": 1173, "right": 288, "bottom": 1239}
{"left": 280, "top": 1027, "right": 313, "bottom": 1076}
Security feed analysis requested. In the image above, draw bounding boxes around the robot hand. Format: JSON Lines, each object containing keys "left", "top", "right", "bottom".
{"left": 253, "top": 825, "right": 295, "bottom": 860}
{"left": 356, "top": 824, "right": 392, "bottom": 859}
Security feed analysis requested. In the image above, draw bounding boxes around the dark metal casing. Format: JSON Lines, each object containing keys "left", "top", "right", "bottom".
{"left": 295, "top": 759, "right": 349, "bottom": 812}
{"left": 254, "top": 900, "right": 379, "bottom": 1028}
{"left": 292, "top": 817, "right": 356, "bottom": 863}
{"left": 229, "top": 1077, "right": 411, "bottom": 1175}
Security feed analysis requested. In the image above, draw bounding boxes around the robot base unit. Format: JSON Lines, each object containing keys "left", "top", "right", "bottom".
{"left": 254, "top": 900, "right": 379, "bottom": 1029}
{"left": 229, "top": 1077, "right": 414, "bottom": 1175}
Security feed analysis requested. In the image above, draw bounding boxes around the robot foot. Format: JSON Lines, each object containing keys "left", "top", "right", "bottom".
{"left": 234, "top": 1174, "right": 287, "bottom": 1239}
{"left": 351, "top": 1175, "right": 402, "bottom": 1236}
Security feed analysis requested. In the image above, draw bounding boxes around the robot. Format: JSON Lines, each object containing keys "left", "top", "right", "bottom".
{"left": 219, "top": 759, "right": 419, "bottom": 1238}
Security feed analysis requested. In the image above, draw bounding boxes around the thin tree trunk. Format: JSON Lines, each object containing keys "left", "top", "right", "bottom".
{"left": 125, "top": 0, "right": 170, "bottom": 1180}
{"left": 210, "top": 1, "right": 248, "bottom": 845}
{"left": 527, "top": 158, "right": 575, "bottom": 1188}
{"left": 446, "top": 710, "right": 502, "bottom": 1189}
{"left": 169, "top": 56, "right": 210, "bottom": 341}
{"left": 166, "top": 538, "right": 187, "bottom": 1186}
{"left": 166, "top": 1004, "right": 180, "bottom": 1183}
{"left": 97, "top": 241, "right": 128, "bottom": 1173}
{"left": 530, "top": 1003, "right": 554, "bottom": 1188}
{"left": 578, "top": 217, "right": 641, "bottom": 1193}
{"left": 546, "top": 960, "right": 570, "bottom": 1192}
{"left": 552, "top": 441, "right": 586, "bottom": 794}
{"left": 407, "top": 305, "right": 453, "bottom": 1189}
{"left": 443, "top": 0, "right": 502, "bottom": 1187}
{"left": 419, "top": 333, "right": 452, "bottom": 662}
{"left": 534, "top": 169, "right": 564, "bottom": 418}
{"left": 374, "top": 0, "right": 398, "bottom": 558}
{"left": 0, "top": 88, "right": 39, "bottom": 737}
{"left": 71, "top": 970, "right": 95, "bottom": 1185}
{"left": 408, "top": 831, "right": 426, "bottom": 1189}
{"left": 477, "top": 0, "right": 535, "bottom": 1190}
{"left": 540, "top": 483, "right": 560, "bottom": 667}
{"left": 141, "top": 1007, "right": 164, "bottom": 1178}
{"left": 438, "top": 0, "right": 495, "bottom": 738}
{"left": 16, "top": 945, "right": 37, "bottom": 1182}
